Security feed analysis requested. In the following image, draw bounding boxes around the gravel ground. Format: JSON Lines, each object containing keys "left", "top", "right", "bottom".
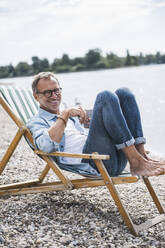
{"left": 0, "top": 105, "right": 165, "bottom": 248}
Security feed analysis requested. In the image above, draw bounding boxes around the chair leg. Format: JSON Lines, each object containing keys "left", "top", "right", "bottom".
{"left": 0, "top": 128, "right": 25, "bottom": 175}
{"left": 42, "top": 156, "right": 74, "bottom": 190}
{"left": 93, "top": 158, "right": 138, "bottom": 236}
{"left": 93, "top": 156, "right": 165, "bottom": 235}
{"left": 39, "top": 164, "right": 50, "bottom": 182}
{"left": 142, "top": 176, "right": 165, "bottom": 214}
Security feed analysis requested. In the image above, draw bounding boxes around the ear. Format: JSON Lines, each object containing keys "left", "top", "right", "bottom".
{"left": 33, "top": 93, "right": 39, "bottom": 102}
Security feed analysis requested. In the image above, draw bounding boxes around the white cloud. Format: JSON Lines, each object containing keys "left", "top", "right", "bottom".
{"left": 0, "top": 0, "right": 165, "bottom": 65}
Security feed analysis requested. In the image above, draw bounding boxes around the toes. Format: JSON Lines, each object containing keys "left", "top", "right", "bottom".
{"left": 155, "top": 168, "right": 164, "bottom": 176}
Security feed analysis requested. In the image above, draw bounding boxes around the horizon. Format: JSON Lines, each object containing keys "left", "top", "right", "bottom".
{"left": 1, "top": 0, "right": 165, "bottom": 66}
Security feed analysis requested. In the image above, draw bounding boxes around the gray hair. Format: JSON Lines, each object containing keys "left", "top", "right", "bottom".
{"left": 32, "top": 72, "right": 60, "bottom": 93}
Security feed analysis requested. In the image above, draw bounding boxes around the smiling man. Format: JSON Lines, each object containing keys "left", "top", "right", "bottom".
{"left": 27, "top": 72, "right": 165, "bottom": 177}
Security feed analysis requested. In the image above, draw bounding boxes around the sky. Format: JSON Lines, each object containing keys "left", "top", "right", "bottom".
{"left": 0, "top": 0, "right": 165, "bottom": 66}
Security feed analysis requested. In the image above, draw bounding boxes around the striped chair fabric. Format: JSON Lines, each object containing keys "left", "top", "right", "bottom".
{"left": 0, "top": 86, "right": 38, "bottom": 124}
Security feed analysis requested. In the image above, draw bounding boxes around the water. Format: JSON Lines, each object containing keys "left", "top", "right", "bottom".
{"left": 1, "top": 64, "right": 165, "bottom": 156}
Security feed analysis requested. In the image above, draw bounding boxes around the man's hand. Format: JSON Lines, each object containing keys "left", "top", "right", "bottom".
{"left": 67, "top": 105, "right": 87, "bottom": 124}
{"left": 84, "top": 117, "right": 91, "bottom": 128}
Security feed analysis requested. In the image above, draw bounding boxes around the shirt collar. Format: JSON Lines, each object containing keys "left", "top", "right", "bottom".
{"left": 38, "top": 107, "right": 58, "bottom": 120}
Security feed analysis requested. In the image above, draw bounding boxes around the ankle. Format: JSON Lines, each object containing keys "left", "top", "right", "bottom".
{"left": 123, "top": 145, "right": 144, "bottom": 162}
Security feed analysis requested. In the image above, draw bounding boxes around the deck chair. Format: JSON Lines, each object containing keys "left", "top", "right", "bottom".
{"left": 0, "top": 86, "right": 165, "bottom": 236}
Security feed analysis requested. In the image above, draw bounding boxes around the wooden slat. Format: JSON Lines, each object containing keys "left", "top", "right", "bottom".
{"left": 39, "top": 164, "right": 51, "bottom": 182}
{"left": 0, "top": 180, "right": 40, "bottom": 190}
{"left": 143, "top": 176, "right": 165, "bottom": 214}
{"left": 0, "top": 184, "right": 66, "bottom": 196}
{"left": 0, "top": 175, "right": 139, "bottom": 191}
{"left": 135, "top": 214, "right": 165, "bottom": 233}
{"left": 0, "top": 127, "right": 26, "bottom": 174}
{"left": 35, "top": 150, "right": 110, "bottom": 160}
{"left": 111, "top": 175, "right": 138, "bottom": 184}
{"left": 42, "top": 156, "right": 74, "bottom": 190}
{"left": 0, "top": 176, "right": 139, "bottom": 196}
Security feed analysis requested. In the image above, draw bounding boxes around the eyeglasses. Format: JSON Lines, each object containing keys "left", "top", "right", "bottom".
{"left": 36, "top": 88, "right": 62, "bottom": 98}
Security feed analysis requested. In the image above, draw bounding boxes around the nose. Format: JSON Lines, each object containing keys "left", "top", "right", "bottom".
{"left": 51, "top": 91, "right": 58, "bottom": 98}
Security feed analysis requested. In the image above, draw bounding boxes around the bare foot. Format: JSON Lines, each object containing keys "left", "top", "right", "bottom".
{"left": 123, "top": 145, "right": 165, "bottom": 177}
{"left": 135, "top": 143, "right": 165, "bottom": 164}
{"left": 130, "top": 158, "right": 165, "bottom": 177}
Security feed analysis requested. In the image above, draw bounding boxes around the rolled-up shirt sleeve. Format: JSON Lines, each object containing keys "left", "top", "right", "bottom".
{"left": 27, "top": 118, "right": 59, "bottom": 153}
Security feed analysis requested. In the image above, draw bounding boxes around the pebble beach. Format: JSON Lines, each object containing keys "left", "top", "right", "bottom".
{"left": 0, "top": 105, "right": 165, "bottom": 248}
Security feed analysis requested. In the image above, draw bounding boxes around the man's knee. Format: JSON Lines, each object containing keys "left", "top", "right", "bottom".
{"left": 115, "top": 87, "right": 135, "bottom": 100}
{"left": 97, "top": 90, "right": 117, "bottom": 103}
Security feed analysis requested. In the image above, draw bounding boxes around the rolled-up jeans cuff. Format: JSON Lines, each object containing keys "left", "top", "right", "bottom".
{"left": 134, "top": 137, "right": 146, "bottom": 145}
{"left": 115, "top": 137, "right": 135, "bottom": 150}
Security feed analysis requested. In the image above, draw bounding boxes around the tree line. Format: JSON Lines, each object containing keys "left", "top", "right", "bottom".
{"left": 1, "top": 49, "right": 165, "bottom": 78}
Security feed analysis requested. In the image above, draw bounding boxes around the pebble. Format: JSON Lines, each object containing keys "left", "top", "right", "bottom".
{"left": 0, "top": 237, "right": 5, "bottom": 243}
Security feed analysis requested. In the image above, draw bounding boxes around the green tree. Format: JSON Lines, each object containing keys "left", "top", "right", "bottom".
{"left": 106, "top": 53, "right": 124, "bottom": 68}
{"left": 51, "top": 58, "right": 61, "bottom": 72}
{"left": 71, "top": 57, "right": 85, "bottom": 66}
{"left": 15, "top": 62, "right": 31, "bottom": 76}
{"left": 8, "top": 64, "right": 16, "bottom": 77}
{"left": 85, "top": 48, "right": 102, "bottom": 68}
{"left": 131, "top": 56, "right": 139, "bottom": 66}
{"left": 95, "top": 60, "right": 108, "bottom": 69}
{"left": 55, "top": 65, "right": 70, "bottom": 73}
{"left": 41, "top": 58, "right": 50, "bottom": 71}
{"left": 31, "top": 56, "right": 42, "bottom": 73}
{"left": 138, "top": 52, "right": 144, "bottom": 65}
{"left": 144, "top": 54, "right": 156, "bottom": 64}
{"left": 160, "top": 54, "right": 165, "bottom": 63}
{"left": 0, "top": 66, "right": 9, "bottom": 78}
{"left": 72, "top": 63, "right": 86, "bottom": 72}
{"left": 61, "top": 54, "right": 71, "bottom": 65}
{"left": 156, "top": 52, "right": 161, "bottom": 64}
{"left": 125, "top": 50, "right": 131, "bottom": 66}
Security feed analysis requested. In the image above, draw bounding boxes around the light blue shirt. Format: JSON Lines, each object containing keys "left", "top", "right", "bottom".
{"left": 27, "top": 108, "right": 100, "bottom": 177}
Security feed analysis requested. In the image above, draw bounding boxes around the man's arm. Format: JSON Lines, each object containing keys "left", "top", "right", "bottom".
{"left": 47, "top": 106, "right": 87, "bottom": 143}
{"left": 27, "top": 106, "right": 87, "bottom": 152}
{"left": 27, "top": 118, "right": 58, "bottom": 153}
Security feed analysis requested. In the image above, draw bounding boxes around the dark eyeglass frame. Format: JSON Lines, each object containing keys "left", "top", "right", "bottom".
{"left": 36, "top": 87, "right": 62, "bottom": 98}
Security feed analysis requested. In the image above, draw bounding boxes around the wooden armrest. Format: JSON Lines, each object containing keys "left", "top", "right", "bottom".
{"left": 34, "top": 150, "right": 110, "bottom": 160}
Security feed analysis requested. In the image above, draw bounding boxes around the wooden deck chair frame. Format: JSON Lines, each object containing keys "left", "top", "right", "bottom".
{"left": 0, "top": 86, "right": 165, "bottom": 236}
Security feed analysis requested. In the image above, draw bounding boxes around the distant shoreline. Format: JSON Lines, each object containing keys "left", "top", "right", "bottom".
{"left": 0, "top": 49, "right": 165, "bottom": 79}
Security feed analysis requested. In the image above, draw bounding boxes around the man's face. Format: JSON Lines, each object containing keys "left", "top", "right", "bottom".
{"left": 34, "top": 77, "right": 62, "bottom": 114}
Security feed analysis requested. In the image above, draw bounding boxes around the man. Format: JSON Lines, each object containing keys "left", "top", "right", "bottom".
{"left": 27, "top": 72, "right": 165, "bottom": 177}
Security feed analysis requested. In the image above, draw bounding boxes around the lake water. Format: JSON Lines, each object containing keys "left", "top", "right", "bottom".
{"left": 1, "top": 64, "right": 165, "bottom": 156}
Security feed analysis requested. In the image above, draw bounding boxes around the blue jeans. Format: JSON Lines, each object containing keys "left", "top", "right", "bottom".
{"left": 82, "top": 87, "right": 146, "bottom": 176}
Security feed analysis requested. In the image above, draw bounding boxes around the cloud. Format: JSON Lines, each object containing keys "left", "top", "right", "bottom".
{"left": 0, "top": 0, "right": 160, "bottom": 33}
{"left": 1, "top": 0, "right": 165, "bottom": 65}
